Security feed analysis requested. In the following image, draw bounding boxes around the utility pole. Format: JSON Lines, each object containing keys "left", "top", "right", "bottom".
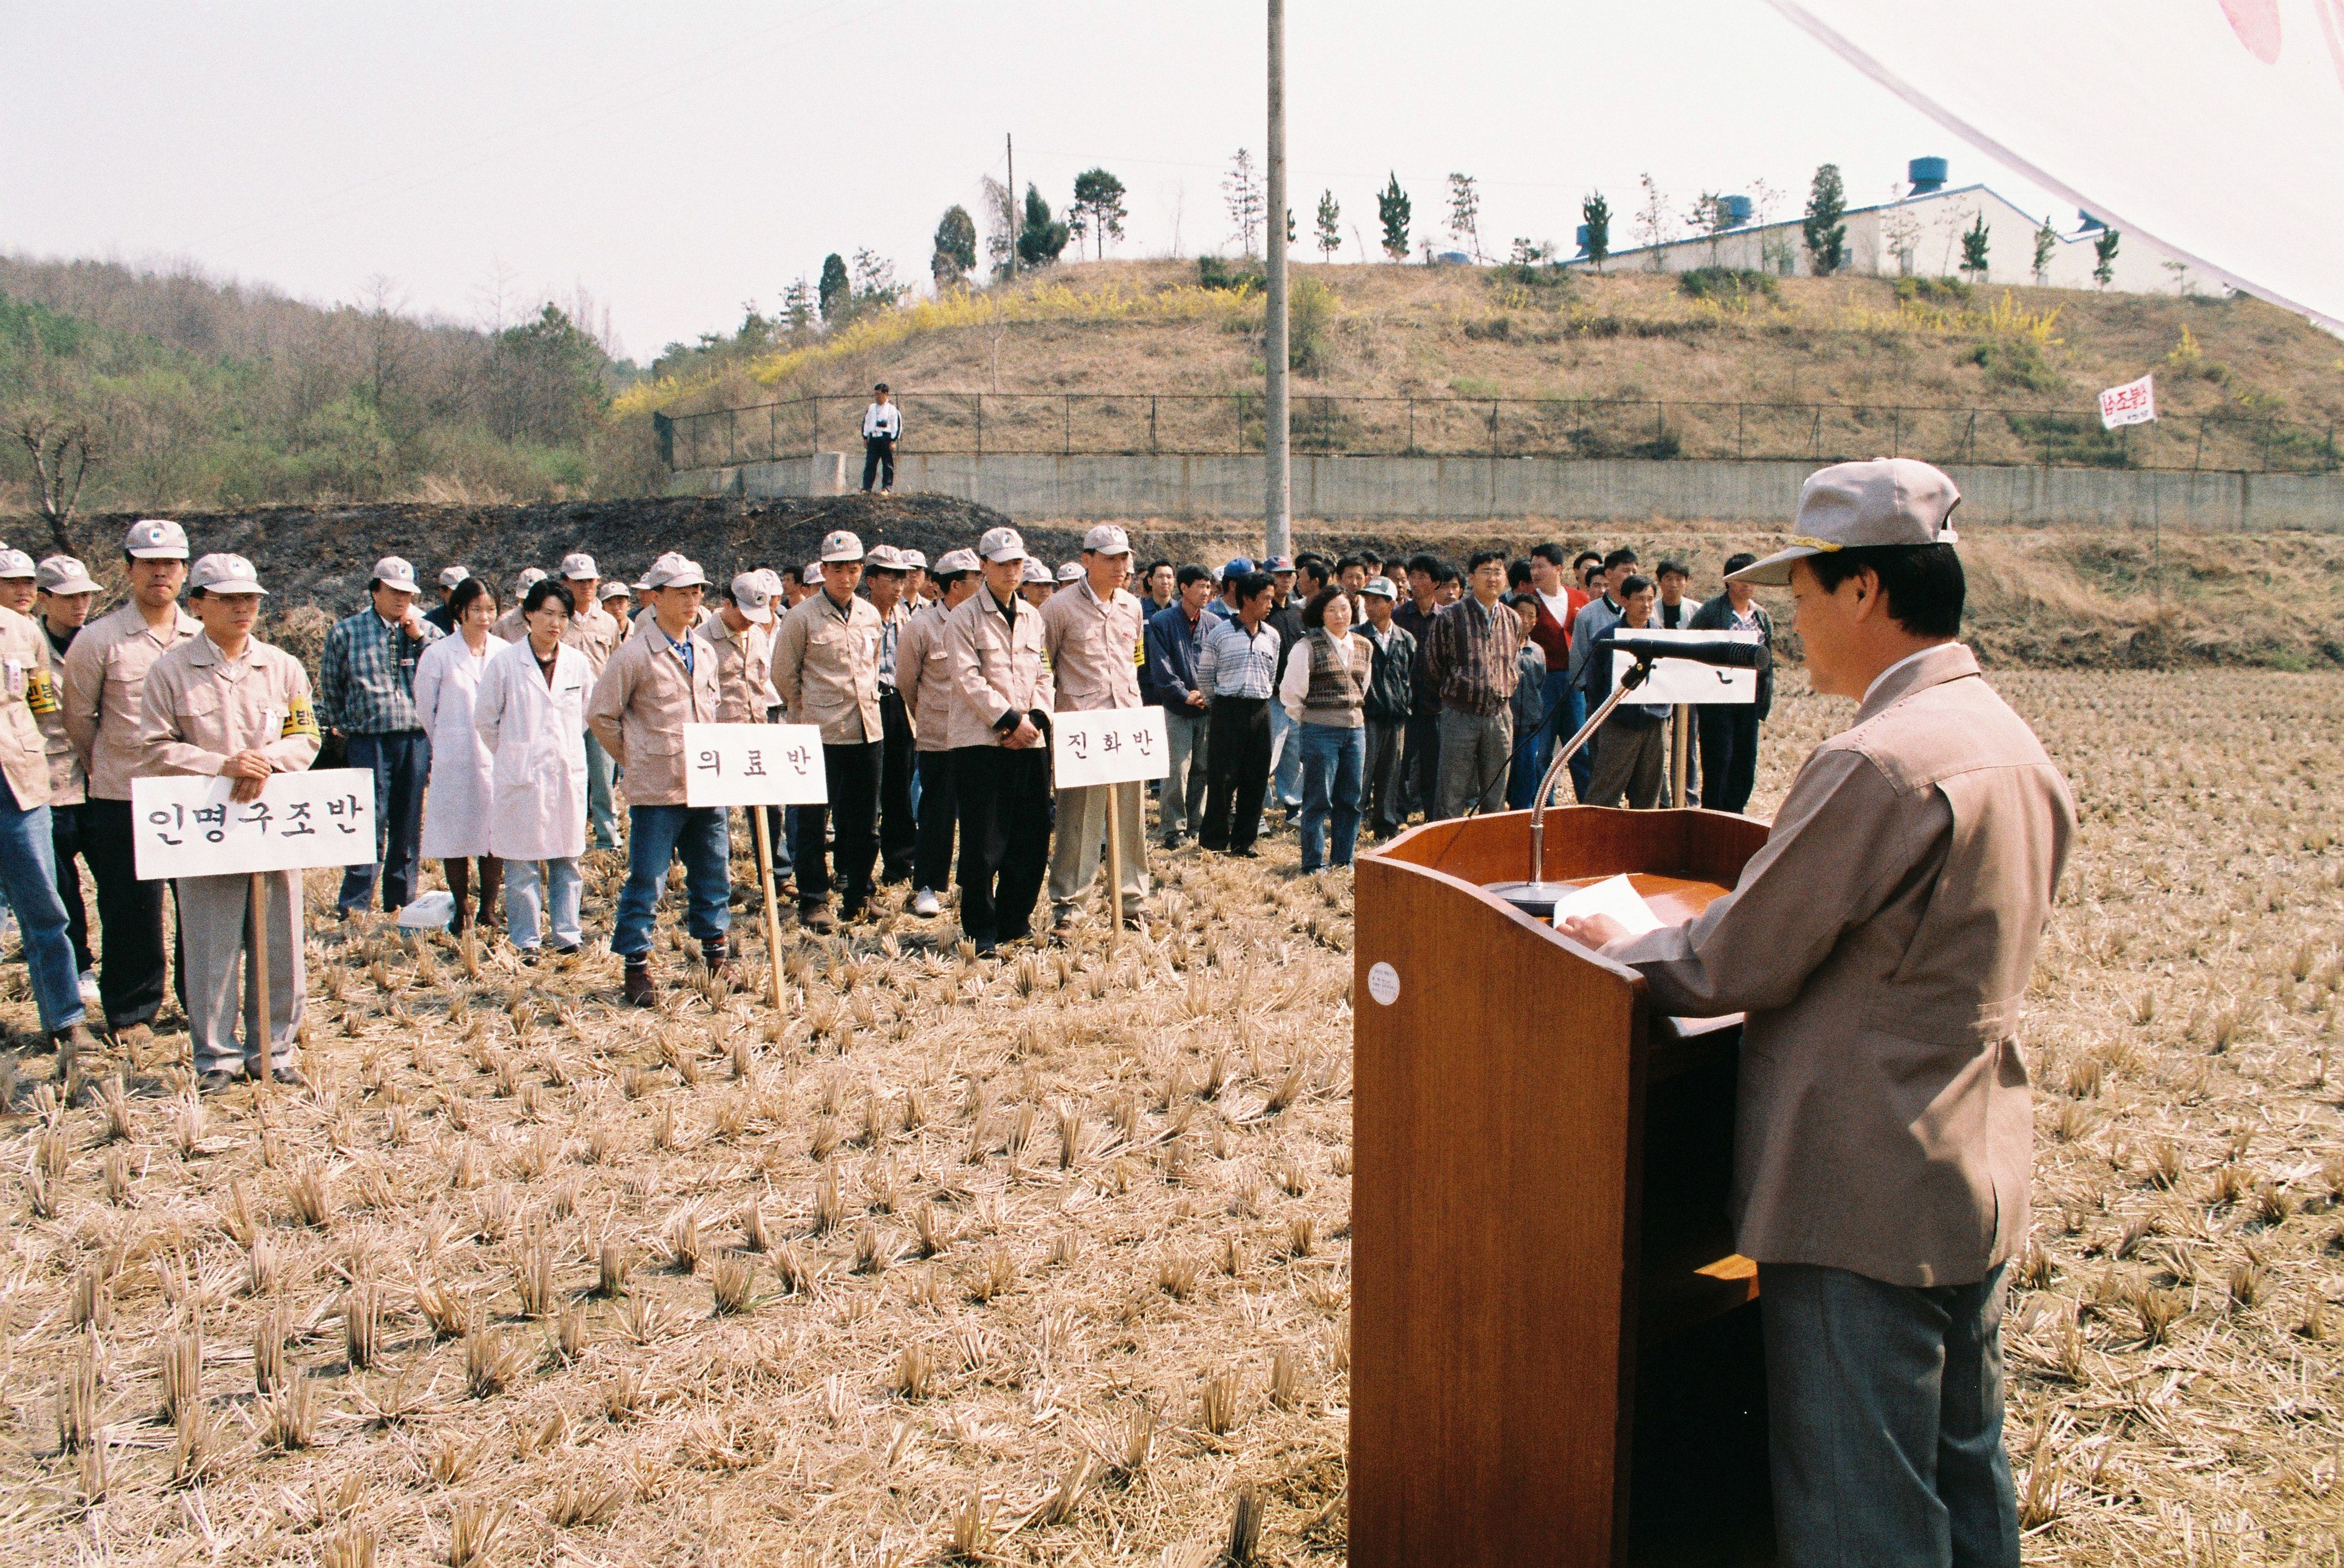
{"left": 1264, "top": 0, "right": 1292, "bottom": 562}
{"left": 1006, "top": 133, "right": 1017, "bottom": 280}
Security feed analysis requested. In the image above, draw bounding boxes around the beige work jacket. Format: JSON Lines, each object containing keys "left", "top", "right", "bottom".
{"left": 0, "top": 609, "right": 56, "bottom": 809}
{"left": 135, "top": 634, "right": 322, "bottom": 780}
{"left": 563, "top": 604, "right": 623, "bottom": 675}
{"left": 704, "top": 614, "right": 773, "bottom": 724}
{"left": 63, "top": 601, "right": 203, "bottom": 801}
{"left": 895, "top": 600, "right": 958, "bottom": 752}
{"left": 1604, "top": 644, "right": 2076, "bottom": 1288}
{"left": 941, "top": 588, "right": 1054, "bottom": 751}
{"left": 1038, "top": 579, "right": 1144, "bottom": 712}
{"left": 32, "top": 627, "right": 83, "bottom": 806}
{"left": 583, "top": 620, "right": 721, "bottom": 806}
{"left": 771, "top": 589, "right": 882, "bottom": 746}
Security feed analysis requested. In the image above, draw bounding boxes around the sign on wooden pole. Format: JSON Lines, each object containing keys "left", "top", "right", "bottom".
{"left": 1050, "top": 708, "right": 1171, "bottom": 950}
{"left": 684, "top": 723, "right": 829, "bottom": 1010}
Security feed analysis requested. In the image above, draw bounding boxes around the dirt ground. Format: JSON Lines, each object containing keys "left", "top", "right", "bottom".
{"left": 2, "top": 668, "right": 2339, "bottom": 1566}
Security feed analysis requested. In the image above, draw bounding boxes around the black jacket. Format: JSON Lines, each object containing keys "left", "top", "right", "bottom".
{"left": 1688, "top": 592, "right": 1776, "bottom": 718}
{"left": 1363, "top": 623, "right": 1417, "bottom": 723}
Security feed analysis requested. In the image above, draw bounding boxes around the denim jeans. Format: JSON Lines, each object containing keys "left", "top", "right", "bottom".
{"left": 506, "top": 857, "right": 584, "bottom": 950}
{"left": 1760, "top": 1262, "right": 2020, "bottom": 1568}
{"left": 1507, "top": 666, "right": 1577, "bottom": 811}
{"left": 1295, "top": 723, "right": 1364, "bottom": 872}
{"left": 338, "top": 729, "right": 432, "bottom": 914}
{"left": 583, "top": 730, "right": 617, "bottom": 849}
{"left": 1267, "top": 703, "right": 1304, "bottom": 812}
{"left": 0, "top": 777, "right": 84, "bottom": 1033}
{"left": 1560, "top": 682, "right": 1592, "bottom": 801}
{"left": 613, "top": 805, "right": 731, "bottom": 961}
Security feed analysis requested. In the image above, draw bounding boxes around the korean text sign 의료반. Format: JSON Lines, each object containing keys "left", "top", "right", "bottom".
{"left": 132, "top": 768, "right": 378, "bottom": 880}
{"left": 1049, "top": 707, "right": 1172, "bottom": 790}
{"left": 682, "top": 723, "right": 831, "bottom": 807}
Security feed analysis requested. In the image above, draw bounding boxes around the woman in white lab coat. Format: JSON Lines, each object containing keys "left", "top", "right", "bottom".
{"left": 415, "top": 577, "right": 507, "bottom": 933}
{"left": 474, "top": 578, "right": 595, "bottom": 956}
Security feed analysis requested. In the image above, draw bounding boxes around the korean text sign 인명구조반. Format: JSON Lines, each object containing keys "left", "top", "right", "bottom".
{"left": 131, "top": 768, "right": 378, "bottom": 880}
{"left": 681, "top": 723, "right": 831, "bottom": 807}
{"left": 1049, "top": 707, "right": 1172, "bottom": 790}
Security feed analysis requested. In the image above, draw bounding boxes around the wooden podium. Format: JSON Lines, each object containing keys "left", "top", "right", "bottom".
{"left": 1352, "top": 805, "right": 1775, "bottom": 1567}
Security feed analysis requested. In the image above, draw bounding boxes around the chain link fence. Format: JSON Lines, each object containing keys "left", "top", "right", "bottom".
{"left": 656, "top": 392, "right": 2340, "bottom": 476}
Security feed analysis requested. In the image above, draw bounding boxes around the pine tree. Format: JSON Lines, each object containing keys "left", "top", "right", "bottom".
{"left": 1314, "top": 191, "right": 1342, "bottom": 259}
{"left": 2032, "top": 217, "right": 2058, "bottom": 286}
{"left": 1068, "top": 169, "right": 1129, "bottom": 261}
{"left": 818, "top": 253, "right": 849, "bottom": 322}
{"left": 1017, "top": 185, "right": 1070, "bottom": 268}
{"left": 2093, "top": 228, "right": 2121, "bottom": 288}
{"left": 1581, "top": 192, "right": 1612, "bottom": 273}
{"left": 1802, "top": 164, "right": 1847, "bottom": 276}
{"left": 782, "top": 278, "right": 815, "bottom": 334}
{"left": 1377, "top": 174, "right": 1410, "bottom": 261}
{"left": 1224, "top": 150, "right": 1263, "bottom": 257}
{"left": 931, "top": 205, "right": 978, "bottom": 289}
{"left": 1960, "top": 214, "right": 1991, "bottom": 281}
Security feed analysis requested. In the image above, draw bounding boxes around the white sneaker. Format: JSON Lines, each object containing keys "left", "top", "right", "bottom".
{"left": 78, "top": 970, "right": 99, "bottom": 1006}
{"left": 911, "top": 888, "right": 941, "bottom": 917}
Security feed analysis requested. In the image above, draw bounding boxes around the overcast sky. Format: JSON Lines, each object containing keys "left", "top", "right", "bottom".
{"left": 2, "top": 1, "right": 2074, "bottom": 360}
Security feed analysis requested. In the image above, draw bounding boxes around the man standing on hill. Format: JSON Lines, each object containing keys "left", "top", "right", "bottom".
{"left": 861, "top": 383, "right": 902, "bottom": 493}
{"left": 63, "top": 520, "right": 200, "bottom": 1048}
{"left": 319, "top": 556, "right": 443, "bottom": 920}
{"left": 770, "top": 530, "right": 884, "bottom": 930}
{"left": 1041, "top": 525, "right": 1148, "bottom": 935}
{"left": 1563, "top": 459, "right": 2075, "bottom": 1568}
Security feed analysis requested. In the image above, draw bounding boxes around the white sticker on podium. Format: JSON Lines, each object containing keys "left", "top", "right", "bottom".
{"left": 683, "top": 723, "right": 829, "bottom": 807}
{"left": 1366, "top": 962, "right": 1400, "bottom": 1006}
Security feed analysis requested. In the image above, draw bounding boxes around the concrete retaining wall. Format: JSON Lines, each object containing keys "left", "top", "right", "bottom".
{"left": 667, "top": 452, "right": 2343, "bottom": 531}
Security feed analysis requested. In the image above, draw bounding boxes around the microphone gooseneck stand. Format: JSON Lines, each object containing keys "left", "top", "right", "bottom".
{"left": 1484, "top": 655, "right": 1656, "bottom": 919}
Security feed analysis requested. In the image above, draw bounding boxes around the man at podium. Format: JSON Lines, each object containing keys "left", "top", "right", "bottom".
{"left": 1560, "top": 458, "right": 2076, "bottom": 1568}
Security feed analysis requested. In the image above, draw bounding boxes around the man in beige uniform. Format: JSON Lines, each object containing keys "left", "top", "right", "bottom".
{"left": 490, "top": 568, "right": 547, "bottom": 643}
{"left": 587, "top": 552, "right": 728, "bottom": 1005}
{"left": 1040, "top": 524, "right": 1148, "bottom": 933}
{"left": 769, "top": 529, "right": 883, "bottom": 931}
{"left": 897, "top": 549, "right": 979, "bottom": 916}
{"left": 32, "top": 555, "right": 103, "bottom": 1008}
{"left": 0, "top": 582, "right": 97, "bottom": 1071}
{"left": 137, "top": 554, "right": 322, "bottom": 1091}
{"left": 63, "top": 518, "right": 201, "bottom": 1042}
{"left": 553, "top": 553, "right": 625, "bottom": 850}
{"left": 706, "top": 571, "right": 775, "bottom": 721}
{"left": 1561, "top": 459, "right": 2075, "bottom": 1568}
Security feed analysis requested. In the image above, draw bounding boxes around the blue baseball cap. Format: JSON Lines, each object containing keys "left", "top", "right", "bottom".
{"left": 1221, "top": 556, "right": 1256, "bottom": 579}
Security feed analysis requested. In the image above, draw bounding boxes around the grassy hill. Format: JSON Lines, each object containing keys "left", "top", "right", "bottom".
{"left": 634, "top": 259, "right": 2344, "bottom": 474}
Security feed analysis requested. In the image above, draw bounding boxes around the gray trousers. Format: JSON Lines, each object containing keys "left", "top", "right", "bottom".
{"left": 1435, "top": 707, "right": 1512, "bottom": 820}
{"left": 177, "top": 869, "right": 305, "bottom": 1076}
{"left": 1159, "top": 705, "right": 1209, "bottom": 842}
{"left": 1586, "top": 717, "right": 1666, "bottom": 809}
{"left": 1048, "top": 781, "right": 1148, "bottom": 913}
{"left": 1760, "top": 1262, "right": 2019, "bottom": 1568}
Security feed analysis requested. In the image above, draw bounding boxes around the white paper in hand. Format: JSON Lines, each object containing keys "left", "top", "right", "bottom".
{"left": 1549, "top": 874, "right": 1664, "bottom": 938}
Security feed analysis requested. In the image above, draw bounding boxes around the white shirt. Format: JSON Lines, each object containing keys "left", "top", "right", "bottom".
{"left": 862, "top": 400, "right": 902, "bottom": 440}
{"left": 1279, "top": 627, "right": 1358, "bottom": 723}
{"left": 1536, "top": 589, "right": 1571, "bottom": 627}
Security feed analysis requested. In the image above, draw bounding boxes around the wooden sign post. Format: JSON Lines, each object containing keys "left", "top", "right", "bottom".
{"left": 1048, "top": 707, "right": 1171, "bottom": 952}
{"left": 683, "top": 722, "right": 829, "bottom": 1009}
{"left": 133, "top": 769, "right": 379, "bottom": 1078}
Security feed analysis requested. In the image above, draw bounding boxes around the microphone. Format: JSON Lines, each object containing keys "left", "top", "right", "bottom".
{"left": 1596, "top": 633, "right": 1767, "bottom": 669}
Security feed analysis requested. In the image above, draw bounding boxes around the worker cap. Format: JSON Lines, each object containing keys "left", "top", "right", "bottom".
{"left": 1730, "top": 458, "right": 1962, "bottom": 587}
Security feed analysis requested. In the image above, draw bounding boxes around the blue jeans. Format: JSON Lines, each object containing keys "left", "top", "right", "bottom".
{"left": 612, "top": 805, "right": 731, "bottom": 961}
{"left": 583, "top": 731, "right": 617, "bottom": 849}
{"left": 506, "top": 857, "right": 583, "bottom": 950}
{"left": 1760, "top": 1262, "right": 2019, "bottom": 1568}
{"left": 1268, "top": 703, "right": 1304, "bottom": 812}
{"left": 0, "top": 777, "right": 84, "bottom": 1033}
{"left": 1507, "top": 666, "right": 1576, "bottom": 810}
{"left": 338, "top": 730, "right": 431, "bottom": 915}
{"left": 1559, "top": 682, "right": 1592, "bottom": 801}
{"left": 1295, "top": 724, "right": 1364, "bottom": 872}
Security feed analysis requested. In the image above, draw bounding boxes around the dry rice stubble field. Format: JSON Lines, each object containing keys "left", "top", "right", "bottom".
{"left": 1, "top": 668, "right": 2339, "bottom": 1566}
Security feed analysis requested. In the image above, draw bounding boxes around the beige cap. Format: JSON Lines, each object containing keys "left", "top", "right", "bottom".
{"left": 1082, "top": 524, "right": 1132, "bottom": 555}
{"left": 729, "top": 571, "right": 776, "bottom": 624}
{"left": 560, "top": 552, "right": 600, "bottom": 580}
{"left": 1022, "top": 558, "right": 1054, "bottom": 585}
{"left": 643, "top": 551, "right": 709, "bottom": 590}
{"left": 865, "top": 544, "right": 905, "bottom": 571}
{"left": 1730, "top": 458, "right": 1963, "bottom": 586}
{"left": 1055, "top": 561, "right": 1084, "bottom": 583}
{"left": 124, "top": 518, "right": 189, "bottom": 560}
{"left": 190, "top": 553, "right": 267, "bottom": 595}
{"left": 933, "top": 548, "right": 980, "bottom": 576}
{"left": 820, "top": 529, "right": 865, "bottom": 563}
{"left": 599, "top": 579, "right": 632, "bottom": 600}
{"left": 978, "top": 526, "right": 1027, "bottom": 563}
{"left": 802, "top": 562, "right": 824, "bottom": 586}
{"left": 371, "top": 556, "right": 421, "bottom": 593}
{"left": 516, "top": 566, "right": 549, "bottom": 592}
{"left": 0, "top": 549, "right": 37, "bottom": 580}
{"left": 897, "top": 549, "right": 928, "bottom": 570}
{"left": 35, "top": 556, "right": 101, "bottom": 595}
{"left": 438, "top": 565, "right": 471, "bottom": 590}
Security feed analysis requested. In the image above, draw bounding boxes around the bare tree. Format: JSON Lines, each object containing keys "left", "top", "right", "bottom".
{"left": 1224, "top": 150, "right": 1263, "bottom": 258}
{"left": 10, "top": 407, "right": 104, "bottom": 557}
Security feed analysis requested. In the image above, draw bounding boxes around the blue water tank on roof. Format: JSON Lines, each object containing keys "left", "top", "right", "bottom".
{"left": 1575, "top": 224, "right": 1590, "bottom": 254}
{"left": 2077, "top": 209, "right": 2106, "bottom": 231}
{"left": 1908, "top": 156, "right": 1949, "bottom": 194}
{"left": 1719, "top": 194, "right": 1752, "bottom": 227}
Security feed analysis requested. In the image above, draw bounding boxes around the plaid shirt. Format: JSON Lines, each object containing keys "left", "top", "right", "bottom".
{"left": 1195, "top": 615, "right": 1280, "bottom": 700}
{"left": 1421, "top": 595, "right": 1524, "bottom": 717}
{"left": 318, "top": 609, "right": 443, "bottom": 734}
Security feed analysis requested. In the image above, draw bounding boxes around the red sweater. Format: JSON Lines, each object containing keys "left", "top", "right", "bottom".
{"left": 1526, "top": 587, "right": 1586, "bottom": 672}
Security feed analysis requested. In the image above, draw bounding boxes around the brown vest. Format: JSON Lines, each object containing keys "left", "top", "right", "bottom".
{"left": 1300, "top": 629, "right": 1371, "bottom": 728}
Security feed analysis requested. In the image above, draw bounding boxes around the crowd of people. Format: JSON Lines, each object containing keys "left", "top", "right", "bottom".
{"left": 0, "top": 514, "right": 1772, "bottom": 1091}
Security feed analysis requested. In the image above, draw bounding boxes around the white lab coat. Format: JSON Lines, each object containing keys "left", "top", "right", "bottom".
{"left": 473, "top": 637, "right": 595, "bottom": 862}
{"left": 415, "top": 631, "right": 507, "bottom": 859}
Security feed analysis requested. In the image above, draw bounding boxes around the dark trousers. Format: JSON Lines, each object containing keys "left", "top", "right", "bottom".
{"left": 1761, "top": 1262, "right": 2019, "bottom": 1568}
{"left": 952, "top": 744, "right": 1051, "bottom": 941}
{"left": 1363, "top": 717, "right": 1408, "bottom": 837}
{"left": 1199, "top": 696, "right": 1273, "bottom": 853}
{"left": 1400, "top": 710, "right": 1441, "bottom": 822}
{"left": 877, "top": 688, "right": 916, "bottom": 878}
{"left": 861, "top": 436, "right": 896, "bottom": 491}
{"left": 799, "top": 740, "right": 881, "bottom": 910}
{"left": 50, "top": 801, "right": 93, "bottom": 974}
{"left": 1699, "top": 705, "right": 1762, "bottom": 815}
{"left": 337, "top": 730, "right": 431, "bottom": 915}
{"left": 81, "top": 796, "right": 181, "bottom": 1028}
{"left": 912, "top": 750, "right": 959, "bottom": 891}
